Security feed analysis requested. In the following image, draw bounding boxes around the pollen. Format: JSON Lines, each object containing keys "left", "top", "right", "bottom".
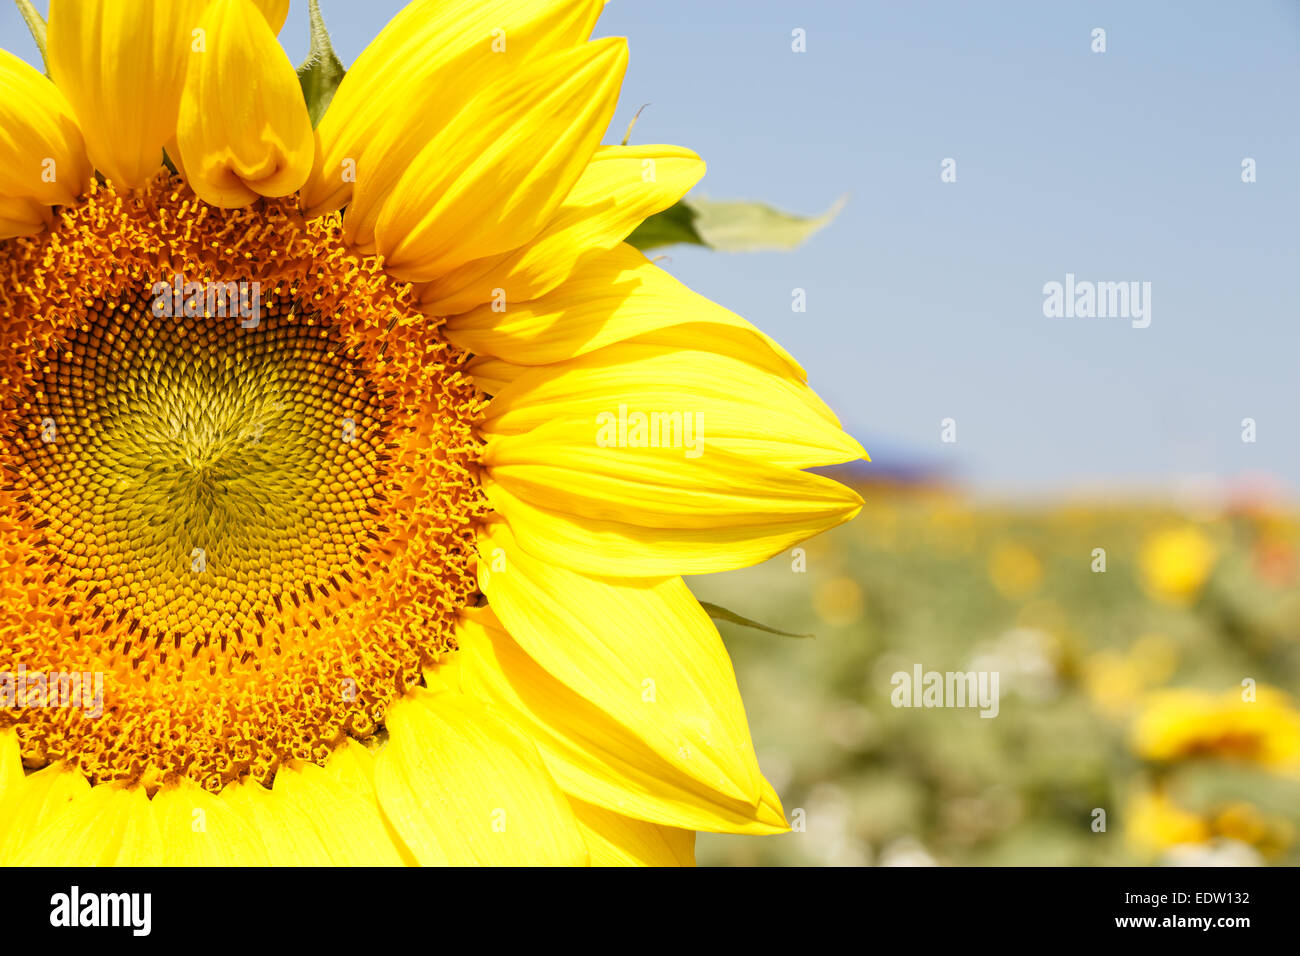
{"left": 0, "top": 176, "right": 488, "bottom": 792}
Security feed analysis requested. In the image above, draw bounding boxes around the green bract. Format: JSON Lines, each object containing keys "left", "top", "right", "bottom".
{"left": 295, "top": 0, "right": 345, "bottom": 129}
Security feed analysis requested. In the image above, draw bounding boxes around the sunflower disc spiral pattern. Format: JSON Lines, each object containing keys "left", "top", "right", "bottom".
{"left": 0, "top": 0, "right": 865, "bottom": 866}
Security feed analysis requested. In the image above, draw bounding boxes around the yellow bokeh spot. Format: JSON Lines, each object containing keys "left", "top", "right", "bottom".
{"left": 1082, "top": 635, "right": 1178, "bottom": 720}
{"left": 1083, "top": 651, "right": 1146, "bottom": 720}
{"left": 1126, "top": 788, "right": 1211, "bottom": 854}
{"left": 987, "top": 542, "right": 1042, "bottom": 600}
{"left": 813, "top": 575, "right": 864, "bottom": 627}
{"left": 1131, "top": 685, "right": 1300, "bottom": 774}
{"left": 1139, "top": 525, "right": 1215, "bottom": 605}
{"left": 1129, "top": 633, "right": 1179, "bottom": 682}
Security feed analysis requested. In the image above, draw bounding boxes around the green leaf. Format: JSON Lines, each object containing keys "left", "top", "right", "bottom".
{"left": 698, "top": 602, "right": 814, "bottom": 639}
{"left": 296, "top": 0, "right": 346, "bottom": 129}
{"left": 627, "top": 194, "right": 846, "bottom": 253}
{"left": 689, "top": 194, "right": 847, "bottom": 252}
{"left": 625, "top": 200, "right": 706, "bottom": 251}
{"left": 14, "top": 0, "right": 48, "bottom": 72}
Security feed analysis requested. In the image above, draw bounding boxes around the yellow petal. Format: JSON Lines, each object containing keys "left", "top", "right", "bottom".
{"left": 0, "top": 194, "right": 53, "bottom": 240}
{"left": 7, "top": 784, "right": 162, "bottom": 865}
{"left": 302, "top": 0, "right": 606, "bottom": 217}
{"left": 476, "top": 522, "right": 764, "bottom": 805}
{"left": 446, "top": 243, "right": 803, "bottom": 377}
{"left": 225, "top": 760, "right": 407, "bottom": 866}
{"left": 454, "top": 596, "right": 789, "bottom": 834}
{"left": 272, "top": 761, "right": 407, "bottom": 866}
{"left": 354, "top": 39, "right": 627, "bottom": 279}
{"left": 48, "top": 0, "right": 205, "bottom": 188}
{"left": 149, "top": 779, "right": 269, "bottom": 865}
{"left": 176, "top": 0, "right": 314, "bottom": 207}
{"left": 482, "top": 343, "right": 861, "bottom": 469}
{"left": 107, "top": 788, "right": 166, "bottom": 865}
{"left": 322, "top": 738, "right": 420, "bottom": 864}
{"left": 419, "top": 146, "right": 704, "bottom": 316}
{"left": 0, "top": 738, "right": 398, "bottom": 866}
{"left": 484, "top": 454, "right": 861, "bottom": 577}
{"left": 0, "top": 762, "right": 89, "bottom": 862}
{"left": 466, "top": 355, "right": 523, "bottom": 397}
{"left": 323, "top": 737, "right": 380, "bottom": 796}
{"left": 571, "top": 796, "right": 696, "bottom": 866}
{"left": 374, "top": 689, "right": 588, "bottom": 865}
{"left": 0, "top": 49, "right": 92, "bottom": 221}
{"left": 223, "top": 777, "right": 335, "bottom": 865}
{"left": 475, "top": 339, "right": 864, "bottom": 575}
{"left": 253, "top": 0, "right": 288, "bottom": 32}
{"left": 0, "top": 729, "right": 21, "bottom": 806}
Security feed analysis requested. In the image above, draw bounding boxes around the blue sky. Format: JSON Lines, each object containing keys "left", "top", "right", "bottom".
{"left": 4, "top": 0, "right": 1297, "bottom": 496}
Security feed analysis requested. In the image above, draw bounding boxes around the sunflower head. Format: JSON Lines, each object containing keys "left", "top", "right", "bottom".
{"left": 0, "top": 0, "right": 865, "bottom": 865}
{"left": 2, "top": 175, "right": 487, "bottom": 793}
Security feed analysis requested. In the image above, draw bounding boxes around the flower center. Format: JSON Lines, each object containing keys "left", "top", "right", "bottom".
{"left": 24, "top": 293, "right": 391, "bottom": 654}
{"left": 0, "top": 178, "right": 487, "bottom": 792}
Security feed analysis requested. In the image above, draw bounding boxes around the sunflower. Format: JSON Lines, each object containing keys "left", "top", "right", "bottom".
{"left": 0, "top": 0, "right": 866, "bottom": 866}
{"left": 1137, "top": 524, "right": 1216, "bottom": 606}
{"left": 1131, "top": 685, "right": 1300, "bottom": 777}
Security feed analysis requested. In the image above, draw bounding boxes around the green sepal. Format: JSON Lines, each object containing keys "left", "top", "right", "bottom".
{"left": 625, "top": 200, "right": 706, "bottom": 251}
{"left": 628, "top": 195, "right": 846, "bottom": 253}
{"left": 296, "top": 0, "right": 346, "bottom": 129}
{"left": 699, "top": 601, "right": 814, "bottom": 639}
{"left": 14, "top": 0, "right": 48, "bottom": 73}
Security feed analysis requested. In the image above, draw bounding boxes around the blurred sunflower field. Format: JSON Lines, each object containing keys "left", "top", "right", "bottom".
{"left": 688, "top": 480, "right": 1300, "bottom": 866}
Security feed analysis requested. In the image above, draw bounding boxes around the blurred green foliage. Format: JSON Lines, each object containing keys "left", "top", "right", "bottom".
{"left": 688, "top": 488, "right": 1300, "bottom": 866}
